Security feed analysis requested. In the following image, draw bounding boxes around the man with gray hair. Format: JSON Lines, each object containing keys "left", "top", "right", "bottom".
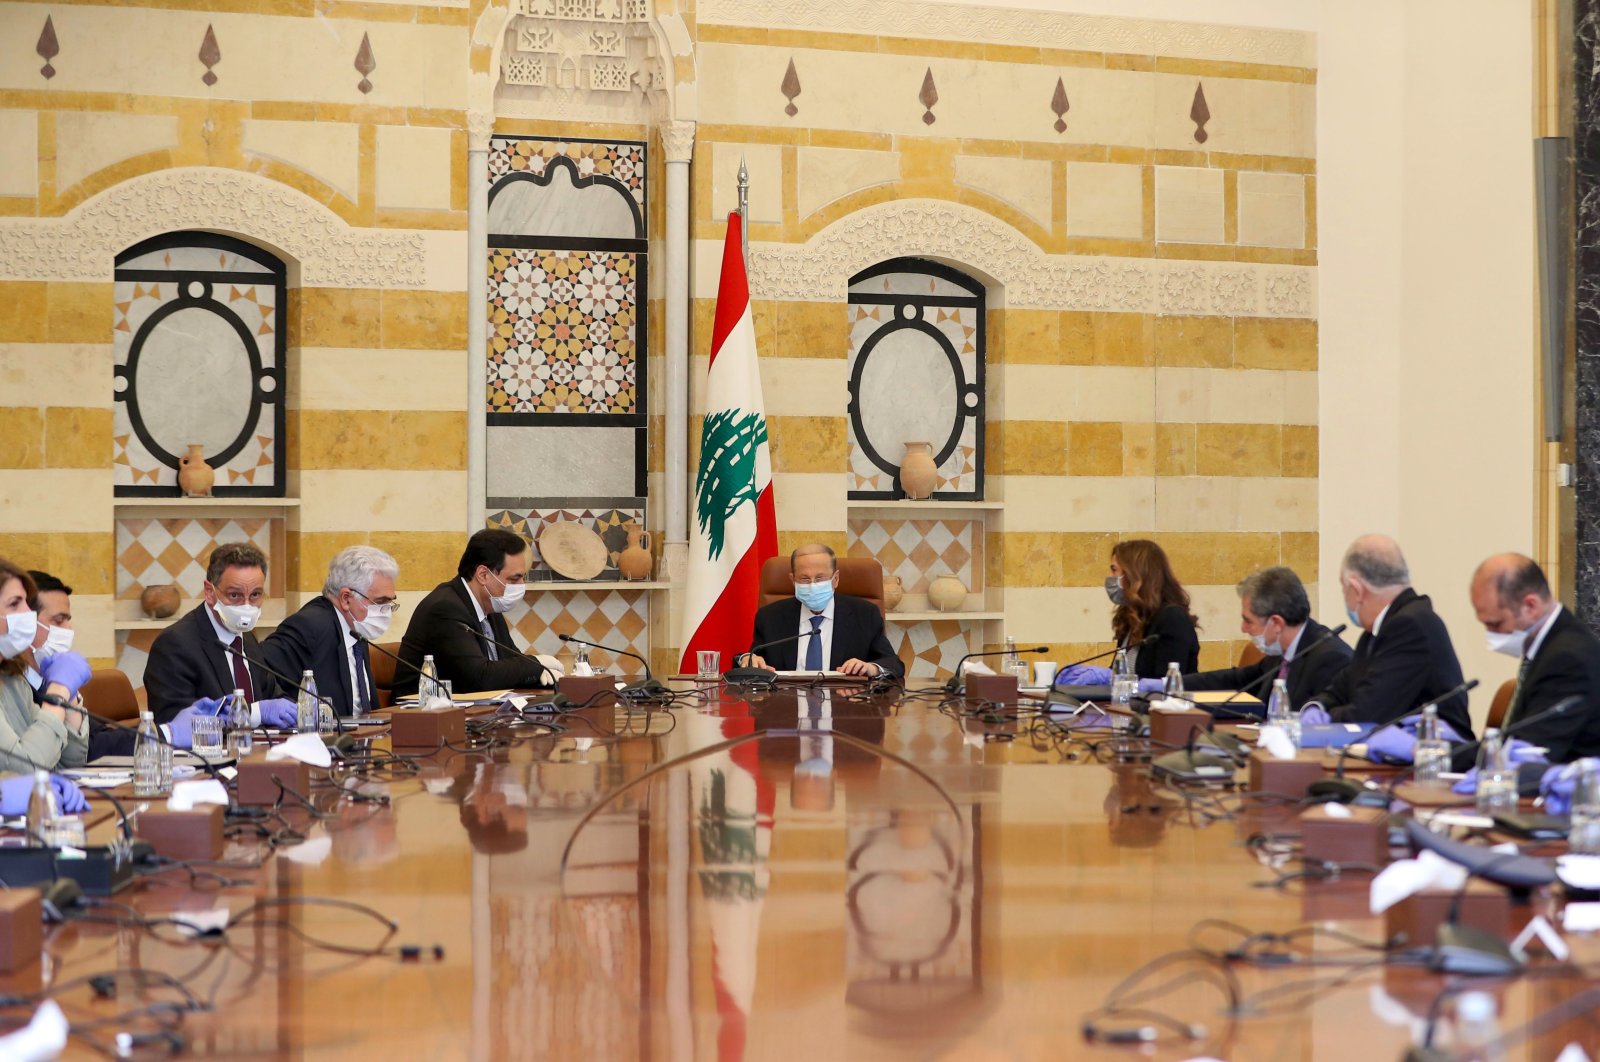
{"left": 1303, "top": 534, "right": 1473, "bottom": 738}
{"left": 263, "top": 545, "right": 399, "bottom": 718}
{"left": 1166, "top": 566, "right": 1351, "bottom": 713}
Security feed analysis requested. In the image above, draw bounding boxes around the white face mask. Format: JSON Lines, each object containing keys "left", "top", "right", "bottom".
{"left": 351, "top": 606, "right": 392, "bottom": 642}
{"left": 34, "top": 624, "right": 74, "bottom": 660}
{"left": 214, "top": 602, "right": 261, "bottom": 634}
{"left": 485, "top": 571, "right": 525, "bottom": 614}
{"left": 1251, "top": 631, "right": 1285, "bottom": 657}
{"left": 1485, "top": 627, "right": 1530, "bottom": 658}
{"left": 0, "top": 612, "right": 37, "bottom": 660}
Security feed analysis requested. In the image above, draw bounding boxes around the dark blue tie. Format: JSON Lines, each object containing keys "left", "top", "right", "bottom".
{"left": 805, "top": 614, "right": 824, "bottom": 670}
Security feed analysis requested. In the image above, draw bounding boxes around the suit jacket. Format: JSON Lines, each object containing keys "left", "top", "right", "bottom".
{"left": 1310, "top": 588, "right": 1474, "bottom": 739}
{"left": 1181, "top": 618, "right": 1353, "bottom": 715}
{"left": 394, "top": 579, "right": 552, "bottom": 697}
{"left": 1504, "top": 607, "right": 1600, "bottom": 763}
{"left": 143, "top": 604, "right": 280, "bottom": 726}
{"left": 1129, "top": 604, "right": 1201, "bottom": 680}
{"left": 749, "top": 594, "right": 905, "bottom": 680}
{"left": 88, "top": 722, "right": 135, "bottom": 761}
{"left": 262, "top": 595, "right": 374, "bottom": 718}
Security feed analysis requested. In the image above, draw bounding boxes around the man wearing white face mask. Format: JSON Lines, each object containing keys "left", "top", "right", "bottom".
{"left": 264, "top": 546, "right": 398, "bottom": 718}
{"left": 144, "top": 542, "right": 294, "bottom": 726}
{"left": 1470, "top": 553, "right": 1600, "bottom": 763}
{"left": 1167, "top": 567, "right": 1351, "bottom": 713}
{"left": 394, "top": 529, "right": 554, "bottom": 697}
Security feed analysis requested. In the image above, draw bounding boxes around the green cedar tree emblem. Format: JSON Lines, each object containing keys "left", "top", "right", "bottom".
{"left": 695, "top": 409, "right": 768, "bottom": 561}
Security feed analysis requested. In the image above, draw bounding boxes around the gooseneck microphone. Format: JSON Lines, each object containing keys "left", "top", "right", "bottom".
{"left": 455, "top": 621, "right": 557, "bottom": 688}
{"left": 559, "top": 633, "right": 667, "bottom": 699}
{"left": 223, "top": 642, "right": 346, "bottom": 738}
{"left": 1308, "top": 678, "right": 1484, "bottom": 804}
{"left": 1376, "top": 692, "right": 1583, "bottom": 800}
{"left": 943, "top": 646, "right": 1048, "bottom": 694}
{"left": 725, "top": 629, "right": 822, "bottom": 685}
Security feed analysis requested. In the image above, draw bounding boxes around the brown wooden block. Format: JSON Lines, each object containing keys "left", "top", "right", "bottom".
{"left": 0, "top": 889, "right": 42, "bottom": 973}
{"left": 1248, "top": 748, "right": 1326, "bottom": 798}
{"left": 1299, "top": 804, "right": 1391, "bottom": 868}
{"left": 1149, "top": 706, "right": 1212, "bottom": 748}
{"left": 558, "top": 674, "right": 618, "bottom": 708}
{"left": 966, "top": 673, "right": 1018, "bottom": 706}
{"left": 136, "top": 806, "right": 225, "bottom": 862}
{"left": 235, "top": 755, "right": 313, "bottom": 806}
{"left": 1384, "top": 883, "right": 1511, "bottom": 948}
{"left": 390, "top": 705, "right": 467, "bottom": 748}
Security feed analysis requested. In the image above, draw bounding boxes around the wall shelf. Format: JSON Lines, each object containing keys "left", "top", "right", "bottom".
{"left": 114, "top": 498, "right": 299, "bottom": 510}
{"left": 886, "top": 610, "right": 1003, "bottom": 623}
{"left": 527, "top": 581, "right": 671, "bottom": 591}
{"left": 846, "top": 499, "right": 1004, "bottom": 511}
{"left": 114, "top": 599, "right": 288, "bottom": 632}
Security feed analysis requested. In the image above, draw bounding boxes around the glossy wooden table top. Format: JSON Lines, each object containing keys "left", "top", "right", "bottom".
{"left": 22, "top": 686, "right": 1600, "bottom": 1060}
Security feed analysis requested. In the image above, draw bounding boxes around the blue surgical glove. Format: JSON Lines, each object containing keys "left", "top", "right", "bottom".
{"left": 1056, "top": 664, "right": 1112, "bottom": 686}
{"left": 0, "top": 774, "right": 87, "bottom": 816}
{"left": 1452, "top": 769, "right": 1478, "bottom": 795}
{"left": 256, "top": 698, "right": 298, "bottom": 729}
{"left": 1505, "top": 738, "right": 1548, "bottom": 766}
{"left": 1136, "top": 678, "right": 1165, "bottom": 695}
{"left": 166, "top": 697, "right": 224, "bottom": 749}
{"left": 1538, "top": 759, "right": 1598, "bottom": 815}
{"left": 50, "top": 775, "right": 87, "bottom": 814}
{"left": 1298, "top": 704, "right": 1331, "bottom": 727}
{"left": 37, "top": 651, "right": 92, "bottom": 701}
{"left": 1366, "top": 727, "right": 1417, "bottom": 764}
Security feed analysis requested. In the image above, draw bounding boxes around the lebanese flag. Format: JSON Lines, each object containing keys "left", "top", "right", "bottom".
{"left": 680, "top": 213, "right": 777, "bottom": 674}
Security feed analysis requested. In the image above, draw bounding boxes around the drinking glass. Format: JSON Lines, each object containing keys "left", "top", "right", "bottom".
{"left": 697, "top": 650, "right": 721, "bottom": 680}
{"left": 191, "top": 714, "right": 225, "bottom": 758}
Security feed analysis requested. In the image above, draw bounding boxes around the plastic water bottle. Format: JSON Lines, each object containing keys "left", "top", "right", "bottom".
{"left": 1111, "top": 649, "right": 1133, "bottom": 708}
{"left": 1476, "top": 728, "right": 1517, "bottom": 817}
{"left": 297, "top": 670, "right": 319, "bottom": 731}
{"left": 418, "top": 655, "right": 438, "bottom": 705}
{"left": 26, "top": 770, "right": 59, "bottom": 848}
{"left": 1264, "top": 678, "right": 1293, "bottom": 747}
{"left": 1568, "top": 762, "right": 1600, "bottom": 854}
{"left": 133, "top": 711, "right": 163, "bottom": 798}
{"left": 1413, "top": 703, "right": 1451, "bottom": 786}
{"left": 229, "top": 691, "right": 254, "bottom": 757}
{"left": 572, "top": 643, "right": 593, "bottom": 677}
{"left": 1453, "top": 991, "right": 1504, "bottom": 1061}
{"left": 1003, "top": 636, "right": 1029, "bottom": 685}
{"left": 1163, "top": 662, "right": 1184, "bottom": 697}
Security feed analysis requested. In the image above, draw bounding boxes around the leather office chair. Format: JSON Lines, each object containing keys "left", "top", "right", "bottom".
{"left": 370, "top": 642, "right": 401, "bottom": 709}
{"left": 1486, "top": 678, "right": 1516, "bottom": 731}
{"left": 1237, "top": 642, "right": 1265, "bottom": 670}
{"left": 759, "top": 556, "right": 886, "bottom": 617}
{"left": 82, "top": 669, "right": 140, "bottom": 724}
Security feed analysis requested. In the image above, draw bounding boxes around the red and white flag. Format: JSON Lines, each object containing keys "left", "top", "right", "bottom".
{"left": 680, "top": 213, "right": 777, "bottom": 673}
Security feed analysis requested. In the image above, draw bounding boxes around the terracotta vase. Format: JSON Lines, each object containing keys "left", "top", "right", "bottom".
{"left": 178, "top": 444, "right": 214, "bottom": 497}
{"left": 140, "top": 584, "right": 181, "bottom": 619}
{"left": 882, "top": 574, "right": 904, "bottom": 612}
{"left": 899, "top": 441, "right": 938, "bottom": 500}
{"left": 617, "top": 522, "right": 653, "bottom": 581}
{"left": 927, "top": 575, "right": 968, "bottom": 613}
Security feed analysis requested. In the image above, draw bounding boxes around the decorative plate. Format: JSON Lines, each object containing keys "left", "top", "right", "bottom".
{"left": 539, "top": 521, "right": 609, "bottom": 581}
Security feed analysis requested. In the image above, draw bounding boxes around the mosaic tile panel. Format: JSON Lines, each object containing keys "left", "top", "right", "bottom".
{"left": 847, "top": 300, "right": 982, "bottom": 496}
{"left": 487, "top": 247, "right": 638, "bottom": 414}
{"left": 886, "top": 619, "right": 977, "bottom": 681}
{"left": 113, "top": 277, "right": 281, "bottom": 491}
{"left": 486, "top": 137, "right": 645, "bottom": 208}
{"left": 847, "top": 517, "right": 982, "bottom": 594}
{"left": 113, "top": 629, "right": 160, "bottom": 695}
{"left": 115, "top": 517, "right": 283, "bottom": 601}
{"left": 487, "top": 503, "right": 645, "bottom": 575}
{"left": 505, "top": 589, "right": 649, "bottom": 677}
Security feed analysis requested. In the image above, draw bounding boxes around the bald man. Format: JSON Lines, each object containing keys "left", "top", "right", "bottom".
{"left": 1470, "top": 553, "right": 1600, "bottom": 763}
{"left": 1305, "top": 534, "right": 1473, "bottom": 739}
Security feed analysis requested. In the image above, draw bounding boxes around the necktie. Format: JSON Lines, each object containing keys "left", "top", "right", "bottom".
{"left": 481, "top": 618, "right": 498, "bottom": 662}
{"left": 1277, "top": 657, "right": 1289, "bottom": 682}
{"left": 229, "top": 636, "right": 255, "bottom": 702}
{"left": 805, "top": 614, "right": 824, "bottom": 670}
{"left": 1504, "top": 654, "right": 1533, "bottom": 727}
{"left": 354, "top": 640, "right": 373, "bottom": 711}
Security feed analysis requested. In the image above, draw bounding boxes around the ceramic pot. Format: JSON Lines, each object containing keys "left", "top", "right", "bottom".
{"left": 928, "top": 575, "right": 968, "bottom": 613}
{"left": 899, "top": 441, "right": 938, "bottom": 500}
{"left": 178, "top": 444, "right": 214, "bottom": 497}
{"left": 140, "top": 584, "right": 181, "bottom": 619}
{"left": 882, "top": 574, "right": 905, "bottom": 612}
{"left": 618, "top": 522, "right": 653, "bottom": 581}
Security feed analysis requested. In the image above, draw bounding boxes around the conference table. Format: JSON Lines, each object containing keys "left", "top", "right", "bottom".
{"left": 14, "top": 681, "right": 1600, "bottom": 1059}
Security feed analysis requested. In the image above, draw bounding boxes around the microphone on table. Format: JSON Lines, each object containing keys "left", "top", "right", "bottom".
{"left": 455, "top": 621, "right": 557, "bottom": 689}
{"left": 223, "top": 642, "right": 349, "bottom": 743}
{"left": 1040, "top": 634, "right": 1161, "bottom": 709}
{"left": 1195, "top": 623, "right": 1350, "bottom": 722}
{"left": 558, "top": 633, "right": 668, "bottom": 699}
{"left": 725, "top": 629, "right": 823, "bottom": 686}
{"left": 943, "top": 646, "right": 1048, "bottom": 694}
{"left": 1307, "top": 678, "right": 1481, "bottom": 805}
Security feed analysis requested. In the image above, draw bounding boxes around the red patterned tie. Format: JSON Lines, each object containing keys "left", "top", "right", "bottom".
{"left": 230, "top": 636, "right": 255, "bottom": 702}
{"left": 1277, "top": 657, "right": 1289, "bottom": 682}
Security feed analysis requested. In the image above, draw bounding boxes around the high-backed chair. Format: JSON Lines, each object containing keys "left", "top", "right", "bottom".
{"left": 1486, "top": 678, "right": 1517, "bottom": 732}
{"left": 83, "top": 669, "right": 140, "bottom": 724}
{"left": 759, "top": 556, "right": 886, "bottom": 617}
{"left": 370, "top": 642, "right": 402, "bottom": 709}
{"left": 1237, "top": 642, "right": 1265, "bottom": 670}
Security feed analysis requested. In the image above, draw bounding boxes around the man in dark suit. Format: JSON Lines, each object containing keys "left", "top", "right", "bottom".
{"left": 746, "top": 544, "right": 904, "bottom": 680}
{"left": 263, "top": 545, "right": 397, "bottom": 718}
{"left": 143, "top": 542, "right": 292, "bottom": 726}
{"left": 1177, "top": 566, "right": 1351, "bottom": 714}
{"left": 1305, "top": 535, "right": 1474, "bottom": 739}
{"left": 1470, "top": 553, "right": 1600, "bottom": 763}
{"left": 394, "top": 529, "right": 553, "bottom": 697}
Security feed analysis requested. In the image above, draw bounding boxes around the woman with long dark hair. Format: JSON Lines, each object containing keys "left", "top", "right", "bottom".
{"left": 1057, "top": 539, "right": 1201, "bottom": 684}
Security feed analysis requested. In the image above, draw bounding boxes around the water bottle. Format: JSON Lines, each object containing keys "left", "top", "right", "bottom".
{"left": 1264, "top": 678, "right": 1293, "bottom": 747}
{"left": 1111, "top": 649, "right": 1133, "bottom": 708}
{"left": 572, "top": 643, "right": 593, "bottom": 677}
{"left": 26, "top": 770, "right": 59, "bottom": 848}
{"left": 1163, "top": 662, "right": 1184, "bottom": 698}
{"left": 1003, "top": 636, "right": 1029, "bottom": 685}
{"left": 1453, "top": 991, "right": 1504, "bottom": 1062}
{"left": 1568, "top": 761, "right": 1600, "bottom": 854}
{"left": 1413, "top": 703, "right": 1451, "bottom": 786}
{"left": 1475, "top": 728, "right": 1517, "bottom": 817}
{"left": 418, "top": 655, "right": 438, "bottom": 705}
{"left": 229, "top": 691, "right": 254, "bottom": 757}
{"left": 133, "top": 711, "right": 163, "bottom": 798}
{"left": 297, "top": 669, "right": 319, "bottom": 730}
{"left": 156, "top": 716, "right": 173, "bottom": 794}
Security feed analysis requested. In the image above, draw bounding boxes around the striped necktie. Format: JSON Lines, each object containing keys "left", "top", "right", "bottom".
{"left": 1503, "top": 654, "right": 1533, "bottom": 728}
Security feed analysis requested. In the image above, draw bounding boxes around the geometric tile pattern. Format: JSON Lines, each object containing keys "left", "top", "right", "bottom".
{"left": 505, "top": 589, "right": 649, "bottom": 677}
{"left": 115, "top": 517, "right": 282, "bottom": 601}
{"left": 113, "top": 629, "right": 161, "bottom": 694}
{"left": 487, "top": 247, "right": 638, "bottom": 414}
{"left": 486, "top": 504, "right": 644, "bottom": 575}
{"left": 847, "top": 517, "right": 982, "bottom": 594}
{"left": 486, "top": 138, "right": 645, "bottom": 209}
{"left": 886, "top": 619, "right": 977, "bottom": 681}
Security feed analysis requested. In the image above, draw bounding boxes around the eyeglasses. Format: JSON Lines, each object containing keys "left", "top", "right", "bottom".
{"left": 351, "top": 588, "right": 399, "bottom": 608}
{"left": 216, "top": 588, "right": 266, "bottom": 605}
{"left": 792, "top": 575, "right": 835, "bottom": 586}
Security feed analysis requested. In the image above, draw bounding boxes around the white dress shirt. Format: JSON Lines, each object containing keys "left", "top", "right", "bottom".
{"left": 333, "top": 605, "right": 368, "bottom": 712}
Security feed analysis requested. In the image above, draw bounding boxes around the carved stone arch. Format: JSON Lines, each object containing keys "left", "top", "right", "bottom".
{"left": 0, "top": 167, "right": 427, "bottom": 287}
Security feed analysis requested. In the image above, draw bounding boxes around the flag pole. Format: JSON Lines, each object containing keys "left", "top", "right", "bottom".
{"left": 737, "top": 154, "right": 749, "bottom": 266}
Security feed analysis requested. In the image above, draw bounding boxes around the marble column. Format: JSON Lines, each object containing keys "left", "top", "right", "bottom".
{"left": 466, "top": 110, "right": 493, "bottom": 534}
{"left": 662, "top": 121, "right": 695, "bottom": 586}
{"left": 1576, "top": 3, "right": 1600, "bottom": 623}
